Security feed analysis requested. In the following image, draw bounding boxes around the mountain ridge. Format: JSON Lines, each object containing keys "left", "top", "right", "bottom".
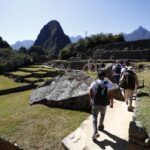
{"left": 124, "top": 26, "right": 150, "bottom": 41}
{"left": 11, "top": 40, "right": 34, "bottom": 50}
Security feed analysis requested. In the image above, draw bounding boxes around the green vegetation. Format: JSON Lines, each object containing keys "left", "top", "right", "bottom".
{"left": 136, "top": 70, "right": 150, "bottom": 133}
{"left": 10, "top": 71, "right": 31, "bottom": 76}
{"left": 0, "top": 48, "right": 32, "bottom": 74}
{"left": 0, "top": 75, "right": 27, "bottom": 90}
{"left": 85, "top": 72, "right": 97, "bottom": 79}
{"left": 0, "top": 75, "right": 89, "bottom": 149}
{"left": 24, "top": 77, "right": 41, "bottom": 82}
{"left": 59, "top": 33, "right": 124, "bottom": 59}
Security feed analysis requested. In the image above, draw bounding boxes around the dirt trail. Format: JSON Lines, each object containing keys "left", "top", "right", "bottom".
{"left": 62, "top": 100, "right": 135, "bottom": 150}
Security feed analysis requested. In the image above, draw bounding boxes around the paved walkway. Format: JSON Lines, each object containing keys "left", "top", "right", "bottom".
{"left": 62, "top": 99, "right": 135, "bottom": 150}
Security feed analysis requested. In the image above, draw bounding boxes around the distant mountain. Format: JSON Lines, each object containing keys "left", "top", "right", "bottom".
{"left": 11, "top": 40, "right": 34, "bottom": 50}
{"left": 124, "top": 26, "right": 150, "bottom": 41}
{"left": 70, "top": 35, "right": 82, "bottom": 43}
{"left": 34, "top": 20, "right": 71, "bottom": 55}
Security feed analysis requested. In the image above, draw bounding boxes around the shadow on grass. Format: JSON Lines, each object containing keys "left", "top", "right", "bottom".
{"left": 93, "top": 130, "right": 128, "bottom": 150}
{"left": 137, "top": 92, "right": 149, "bottom": 97}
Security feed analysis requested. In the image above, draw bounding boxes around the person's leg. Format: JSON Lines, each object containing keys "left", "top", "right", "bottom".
{"left": 124, "top": 89, "right": 129, "bottom": 105}
{"left": 128, "top": 90, "right": 134, "bottom": 108}
{"left": 92, "top": 106, "right": 99, "bottom": 134}
{"left": 98, "top": 106, "right": 107, "bottom": 130}
{"left": 92, "top": 106, "right": 100, "bottom": 139}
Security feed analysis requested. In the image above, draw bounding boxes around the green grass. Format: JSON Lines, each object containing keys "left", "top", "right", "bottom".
{"left": 24, "top": 77, "right": 41, "bottom": 82}
{"left": 20, "top": 66, "right": 60, "bottom": 72}
{"left": 0, "top": 75, "right": 27, "bottom": 90}
{"left": 0, "top": 77, "right": 89, "bottom": 149}
{"left": 33, "top": 71, "right": 47, "bottom": 74}
{"left": 85, "top": 71, "right": 97, "bottom": 79}
{"left": 10, "top": 71, "right": 31, "bottom": 76}
{"left": 136, "top": 70, "right": 150, "bottom": 133}
{"left": 135, "top": 61, "right": 150, "bottom": 65}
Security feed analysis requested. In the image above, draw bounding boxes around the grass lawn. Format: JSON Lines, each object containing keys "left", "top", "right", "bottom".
{"left": 85, "top": 71, "right": 97, "bottom": 79}
{"left": 33, "top": 71, "right": 48, "bottom": 75}
{"left": 135, "top": 62, "right": 150, "bottom": 65}
{"left": 10, "top": 71, "right": 31, "bottom": 76}
{"left": 136, "top": 70, "right": 150, "bottom": 133}
{"left": 20, "top": 66, "right": 60, "bottom": 72}
{"left": 0, "top": 75, "right": 27, "bottom": 90}
{"left": 24, "top": 77, "right": 41, "bottom": 82}
{"left": 0, "top": 85, "right": 89, "bottom": 149}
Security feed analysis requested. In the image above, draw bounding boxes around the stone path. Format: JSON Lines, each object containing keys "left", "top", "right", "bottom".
{"left": 62, "top": 99, "right": 135, "bottom": 150}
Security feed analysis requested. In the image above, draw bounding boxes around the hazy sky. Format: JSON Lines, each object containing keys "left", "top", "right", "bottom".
{"left": 0, "top": 0, "right": 150, "bottom": 44}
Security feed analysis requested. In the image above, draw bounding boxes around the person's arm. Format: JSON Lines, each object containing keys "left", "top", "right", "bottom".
{"left": 89, "top": 88, "right": 94, "bottom": 106}
{"left": 106, "top": 81, "right": 114, "bottom": 108}
{"left": 108, "top": 90, "right": 113, "bottom": 108}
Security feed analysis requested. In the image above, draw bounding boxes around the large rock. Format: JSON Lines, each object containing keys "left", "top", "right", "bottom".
{"left": 34, "top": 20, "right": 71, "bottom": 55}
{"left": 30, "top": 69, "right": 124, "bottom": 110}
{"left": 30, "top": 71, "right": 94, "bottom": 110}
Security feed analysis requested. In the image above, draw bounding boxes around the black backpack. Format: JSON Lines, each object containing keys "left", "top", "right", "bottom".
{"left": 114, "top": 64, "right": 121, "bottom": 74}
{"left": 120, "top": 71, "right": 136, "bottom": 89}
{"left": 93, "top": 82, "right": 109, "bottom": 106}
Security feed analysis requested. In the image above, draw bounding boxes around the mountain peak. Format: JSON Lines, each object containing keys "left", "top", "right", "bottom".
{"left": 34, "top": 20, "right": 71, "bottom": 55}
{"left": 124, "top": 26, "right": 150, "bottom": 41}
{"left": 138, "top": 26, "right": 144, "bottom": 30}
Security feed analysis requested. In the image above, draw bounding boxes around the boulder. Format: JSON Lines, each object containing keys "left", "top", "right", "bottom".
{"left": 30, "top": 70, "right": 124, "bottom": 110}
{"left": 30, "top": 71, "right": 94, "bottom": 110}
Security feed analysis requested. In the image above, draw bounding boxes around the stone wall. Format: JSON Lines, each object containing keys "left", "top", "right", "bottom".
{"left": 0, "top": 84, "right": 36, "bottom": 96}
{"left": 128, "top": 102, "right": 150, "bottom": 150}
{"left": 128, "top": 121, "right": 150, "bottom": 150}
{"left": 99, "top": 49, "right": 150, "bottom": 60}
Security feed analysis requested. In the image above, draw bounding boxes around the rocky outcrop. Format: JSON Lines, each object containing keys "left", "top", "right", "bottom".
{"left": 30, "top": 70, "right": 124, "bottom": 110}
{"left": 30, "top": 71, "right": 94, "bottom": 110}
{"left": 34, "top": 20, "right": 71, "bottom": 55}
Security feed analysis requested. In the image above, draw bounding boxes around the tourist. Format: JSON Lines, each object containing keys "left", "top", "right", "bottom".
{"left": 112, "top": 60, "right": 123, "bottom": 85}
{"left": 119, "top": 66, "right": 138, "bottom": 111}
{"left": 89, "top": 70, "right": 113, "bottom": 139}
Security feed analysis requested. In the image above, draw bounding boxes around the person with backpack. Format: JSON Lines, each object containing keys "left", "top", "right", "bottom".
{"left": 89, "top": 70, "right": 113, "bottom": 139}
{"left": 112, "top": 60, "right": 123, "bottom": 85}
{"left": 119, "top": 66, "right": 138, "bottom": 111}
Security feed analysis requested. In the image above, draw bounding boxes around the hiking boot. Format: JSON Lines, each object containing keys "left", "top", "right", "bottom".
{"left": 98, "top": 124, "right": 104, "bottom": 131}
{"left": 92, "top": 132, "right": 100, "bottom": 139}
{"left": 128, "top": 106, "right": 133, "bottom": 112}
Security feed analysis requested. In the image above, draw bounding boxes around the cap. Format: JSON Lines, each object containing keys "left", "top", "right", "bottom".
{"left": 127, "top": 66, "right": 133, "bottom": 71}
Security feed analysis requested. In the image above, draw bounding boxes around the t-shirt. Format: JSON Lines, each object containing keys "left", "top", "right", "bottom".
{"left": 90, "top": 79, "right": 112, "bottom": 96}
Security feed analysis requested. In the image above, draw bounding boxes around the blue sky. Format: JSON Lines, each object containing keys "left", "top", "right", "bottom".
{"left": 0, "top": 0, "right": 150, "bottom": 44}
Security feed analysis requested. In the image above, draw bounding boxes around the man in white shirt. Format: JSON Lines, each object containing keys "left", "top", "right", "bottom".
{"left": 89, "top": 70, "right": 113, "bottom": 139}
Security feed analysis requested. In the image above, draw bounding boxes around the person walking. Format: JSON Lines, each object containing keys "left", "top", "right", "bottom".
{"left": 119, "top": 66, "right": 138, "bottom": 111}
{"left": 112, "top": 60, "right": 123, "bottom": 85}
{"left": 89, "top": 70, "right": 113, "bottom": 139}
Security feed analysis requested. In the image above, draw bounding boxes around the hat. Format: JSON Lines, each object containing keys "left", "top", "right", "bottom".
{"left": 127, "top": 66, "right": 133, "bottom": 71}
